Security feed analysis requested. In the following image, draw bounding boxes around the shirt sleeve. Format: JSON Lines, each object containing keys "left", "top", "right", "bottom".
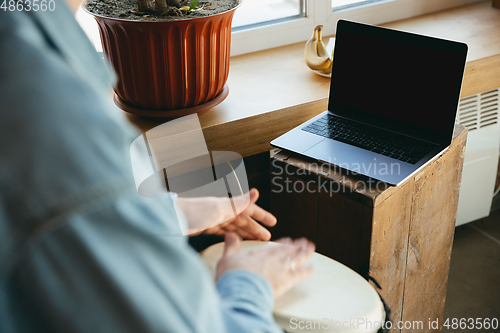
{"left": 6, "top": 192, "right": 282, "bottom": 333}
{"left": 0, "top": 8, "right": 282, "bottom": 333}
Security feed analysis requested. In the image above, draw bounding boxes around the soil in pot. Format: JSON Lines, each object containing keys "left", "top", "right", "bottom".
{"left": 86, "top": 0, "right": 239, "bottom": 22}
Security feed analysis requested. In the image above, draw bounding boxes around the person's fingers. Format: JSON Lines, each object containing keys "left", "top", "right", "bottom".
{"left": 246, "top": 204, "right": 277, "bottom": 227}
{"left": 257, "top": 226, "right": 272, "bottom": 241}
{"left": 275, "top": 237, "right": 293, "bottom": 245}
{"left": 223, "top": 232, "right": 241, "bottom": 257}
{"left": 292, "top": 264, "right": 315, "bottom": 284}
{"left": 213, "top": 220, "right": 264, "bottom": 239}
{"left": 230, "top": 189, "right": 256, "bottom": 215}
{"left": 234, "top": 225, "right": 260, "bottom": 240}
{"left": 232, "top": 215, "right": 272, "bottom": 240}
{"left": 279, "top": 237, "right": 310, "bottom": 250}
{"left": 214, "top": 229, "right": 225, "bottom": 236}
{"left": 291, "top": 237, "right": 309, "bottom": 248}
{"left": 290, "top": 243, "right": 315, "bottom": 269}
{"left": 223, "top": 224, "right": 237, "bottom": 231}
{"left": 219, "top": 220, "right": 256, "bottom": 240}
{"left": 269, "top": 241, "right": 304, "bottom": 260}
{"left": 272, "top": 239, "right": 315, "bottom": 272}
{"left": 203, "top": 217, "right": 233, "bottom": 235}
{"left": 249, "top": 188, "right": 259, "bottom": 204}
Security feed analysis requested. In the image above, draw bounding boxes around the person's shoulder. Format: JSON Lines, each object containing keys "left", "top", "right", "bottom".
{"left": 0, "top": 6, "right": 126, "bottom": 131}
{"left": 0, "top": 7, "right": 140, "bottom": 211}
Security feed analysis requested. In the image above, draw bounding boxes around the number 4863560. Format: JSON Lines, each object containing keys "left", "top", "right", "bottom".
{"left": 443, "top": 318, "right": 499, "bottom": 330}
{"left": 1, "top": 0, "right": 56, "bottom": 11}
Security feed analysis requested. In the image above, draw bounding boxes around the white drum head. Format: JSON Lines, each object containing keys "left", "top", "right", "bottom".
{"left": 201, "top": 241, "right": 385, "bottom": 333}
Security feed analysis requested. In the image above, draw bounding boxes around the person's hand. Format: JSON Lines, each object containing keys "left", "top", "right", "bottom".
{"left": 216, "top": 232, "right": 315, "bottom": 299}
{"left": 177, "top": 188, "right": 277, "bottom": 240}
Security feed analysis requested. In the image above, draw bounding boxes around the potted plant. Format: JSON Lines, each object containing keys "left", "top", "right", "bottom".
{"left": 84, "top": 0, "right": 242, "bottom": 118}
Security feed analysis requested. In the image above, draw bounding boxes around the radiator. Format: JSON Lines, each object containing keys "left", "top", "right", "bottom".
{"left": 455, "top": 88, "right": 500, "bottom": 226}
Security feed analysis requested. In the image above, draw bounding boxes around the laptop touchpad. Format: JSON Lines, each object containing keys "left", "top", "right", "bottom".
{"left": 303, "top": 139, "right": 380, "bottom": 168}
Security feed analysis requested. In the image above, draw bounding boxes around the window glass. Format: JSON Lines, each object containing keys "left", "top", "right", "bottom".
{"left": 232, "top": 0, "right": 305, "bottom": 30}
{"left": 332, "top": 0, "right": 384, "bottom": 11}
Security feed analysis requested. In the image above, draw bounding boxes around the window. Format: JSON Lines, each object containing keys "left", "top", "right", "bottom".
{"left": 332, "top": 0, "right": 383, "bottom": 11}
{"left": 230, "top": 0, "right": 480, "bottom": 55}
{"left": 232, "top": 0, "right": 305, "bottom": 30}
{"left": 77, "top": 0, "right": 481, "bottom": 56}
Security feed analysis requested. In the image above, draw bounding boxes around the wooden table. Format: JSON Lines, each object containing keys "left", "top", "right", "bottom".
{"left": 270, "top": 124, "right": 467, "bottom": 333}
{"left": 125, "top": 1, "right": 500, "bottom": 159}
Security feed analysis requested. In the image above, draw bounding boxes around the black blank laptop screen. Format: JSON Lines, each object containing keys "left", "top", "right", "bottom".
{"left": 329, "top": 24, "right": 467, "bottom": 140}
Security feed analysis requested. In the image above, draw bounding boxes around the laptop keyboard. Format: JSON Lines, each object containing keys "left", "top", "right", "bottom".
{"left": 301, "top": 114, "right": 436, "bottom": 164}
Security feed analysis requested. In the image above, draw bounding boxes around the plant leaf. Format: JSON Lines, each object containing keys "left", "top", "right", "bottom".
{"left": 189, "top": 0, "right": 199, "bottom": 10}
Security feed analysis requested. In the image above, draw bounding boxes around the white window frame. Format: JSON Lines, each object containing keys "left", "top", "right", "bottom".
{"left": 230, "top": 0, "right": 484, "bottom": 56}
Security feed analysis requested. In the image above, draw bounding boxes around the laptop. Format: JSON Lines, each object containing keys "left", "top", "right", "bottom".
{"left": 271, "top": 20, "right": 468, "bottom": 186}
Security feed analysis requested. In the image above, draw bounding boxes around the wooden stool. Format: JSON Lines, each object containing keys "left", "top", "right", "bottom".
{"left": 270, "top": 124, "right": 467, "bottom": 333}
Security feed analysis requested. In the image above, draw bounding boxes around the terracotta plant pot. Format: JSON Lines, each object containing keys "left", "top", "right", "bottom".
{"left": 84, "top": 1, "right": 241, "bottom": 115}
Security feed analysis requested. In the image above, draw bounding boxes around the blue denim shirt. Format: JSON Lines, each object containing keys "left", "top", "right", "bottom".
{"left": 0, "top": 4, "right": 281, "bottom": 332}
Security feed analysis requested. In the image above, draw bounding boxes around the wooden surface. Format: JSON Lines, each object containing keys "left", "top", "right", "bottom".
{"left": 461, "top": 54, "right": 500, "bottom": 98}
{"left": 369, "top": 179, "right": 414, "bottom": 331}
{"left": 270, "top": 124, "right": 468, "bottom": 333}
{"left": 400, "top": 126, "right": 468, "bottom": 332}
{"left": 125, "top": 1, "right": 500, "bottom": 158}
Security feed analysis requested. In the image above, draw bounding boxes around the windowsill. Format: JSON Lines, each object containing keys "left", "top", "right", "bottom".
{"left": 125, "top": 1, "right": 500, "bottom": 157}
